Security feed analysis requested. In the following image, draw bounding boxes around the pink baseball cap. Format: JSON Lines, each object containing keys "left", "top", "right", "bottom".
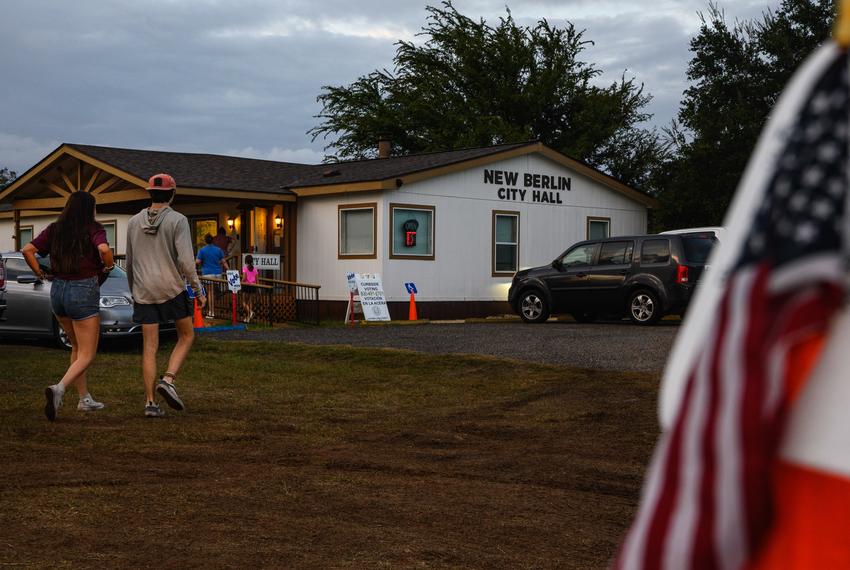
{"left": 146, "top": 173, "right": 177, "bottom": 191}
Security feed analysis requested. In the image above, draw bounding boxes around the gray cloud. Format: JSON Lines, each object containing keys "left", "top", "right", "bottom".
{"left": 2, "top": 0, "right": 779, "bottom": 173}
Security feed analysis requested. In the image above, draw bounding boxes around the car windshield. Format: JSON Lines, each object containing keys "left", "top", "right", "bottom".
{"left": 681, "top": 234, "right": 718, "bottom": 264}
{"left": 107, "top": 265, "right": 127, "bottom": 278}
{"left": 36, "top": 255, "right": 127, "bottom": 278}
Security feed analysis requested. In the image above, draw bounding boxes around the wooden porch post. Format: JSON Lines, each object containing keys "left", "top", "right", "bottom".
{"left": 288, "top": 201, "right": 297, "bottom": 281}
{"left": 281, "top": 202, "right": 297, "bottom": 281}
{"left": 13, "top": 208, "right": 21, "bottom": 251}
{"left": 240, "top": 204, "right": 251, "bottom": 254}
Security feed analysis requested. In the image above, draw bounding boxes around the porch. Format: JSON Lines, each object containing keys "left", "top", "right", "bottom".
{"left": 1, "top": 143, "right": 320, "bottom": 324}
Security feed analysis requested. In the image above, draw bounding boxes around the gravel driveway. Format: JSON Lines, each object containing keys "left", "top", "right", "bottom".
{"left": 216, "top": 320, "right": 680, "bottom": 372}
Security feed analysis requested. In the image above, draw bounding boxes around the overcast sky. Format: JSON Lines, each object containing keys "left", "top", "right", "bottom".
{"left": 2, "top": 0, "right": 773, "bottom": 175}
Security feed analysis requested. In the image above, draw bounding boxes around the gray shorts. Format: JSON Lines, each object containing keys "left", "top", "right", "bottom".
{"left": 50, "top": 277, "right": 100, "bottom": 321}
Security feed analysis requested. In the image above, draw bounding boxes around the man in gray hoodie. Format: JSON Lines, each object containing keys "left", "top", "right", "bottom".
{"left": 126, "top": 173, "right": 206, "bottom": 418}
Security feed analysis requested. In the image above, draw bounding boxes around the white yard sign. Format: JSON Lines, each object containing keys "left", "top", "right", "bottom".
{"left": 225, "top": 270, "right": 241, "bottom": 292}
{"left": 354, "top": 273, "right": 391, "bottom": 321}
{"left": 243, "top": 253, "right": 280, "bottom": 270}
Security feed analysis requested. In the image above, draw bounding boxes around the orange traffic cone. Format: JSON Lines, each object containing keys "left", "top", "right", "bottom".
{"left": 408, "top": 292, "right": 418, "bottom": 321}
{"left": 193, "top": 298, "right": 205, "bottom": 328}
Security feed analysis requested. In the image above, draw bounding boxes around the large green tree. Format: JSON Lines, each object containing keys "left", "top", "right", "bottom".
{"left": 309, "top": 1, "right": 664, "bottom": 190}
{"left": 654, "top": 0, "right": 835, "bottom": 229}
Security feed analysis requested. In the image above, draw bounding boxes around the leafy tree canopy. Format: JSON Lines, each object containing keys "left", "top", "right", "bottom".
{"left": 654, "top": 0, "right": 835, "bottom": 229}
{"left": 0, "top": 167, "right": 15, "bottom": 191}
{"left": 309, "top": 1, "right": 664, "bottom": 190}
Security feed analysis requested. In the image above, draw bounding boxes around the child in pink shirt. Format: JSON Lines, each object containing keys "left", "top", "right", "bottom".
{"left": 242, "top": 255, "right": 259, "bottom": 322}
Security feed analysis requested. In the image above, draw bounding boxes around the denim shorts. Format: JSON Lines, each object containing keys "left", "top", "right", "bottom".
{"left": 50, "top": 277, "right": 100, "bottom": 321}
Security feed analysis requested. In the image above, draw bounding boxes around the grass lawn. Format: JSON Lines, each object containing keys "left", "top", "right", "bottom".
{"left": 0, "top": 338, "right": 659, "bottom": 569}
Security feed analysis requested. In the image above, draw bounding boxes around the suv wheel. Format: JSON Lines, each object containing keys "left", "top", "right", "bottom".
{"left": 518, "top": 289, "right": 550, "bottom": 324}
{"left": 628, "top": 289, "right": 661, "bottom": 325}
{"left": 53, "top": 318, "right": 73, "bottom": 350}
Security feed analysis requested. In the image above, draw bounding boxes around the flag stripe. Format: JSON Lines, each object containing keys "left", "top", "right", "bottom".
{"left": 740, "top": 267, "right": 772, "bottom": 552}
{"left": 716, "top": 269, "right": 758, "bottom": 570}
{"left": 664, "top": 342, "right": 711, "bottom": 568}
{"left": 641, "top": 387, "right": 688, "bottom": 569}
{"left": 690, "top": 288, "right": 726, "bottom": 570}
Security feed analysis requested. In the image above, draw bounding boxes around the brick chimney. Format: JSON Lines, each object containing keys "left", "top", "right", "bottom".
{"left": 377, "top": 135, "right": 392, "bottom": 159}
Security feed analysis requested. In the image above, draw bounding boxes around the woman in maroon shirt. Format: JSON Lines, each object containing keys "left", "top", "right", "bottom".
{"left": 22, "top": 191, "right": 115, "bottom": 421}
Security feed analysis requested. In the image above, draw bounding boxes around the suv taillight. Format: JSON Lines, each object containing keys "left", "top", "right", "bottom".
{"left": 676, "top": 265, "right": 689, "bottom": 284}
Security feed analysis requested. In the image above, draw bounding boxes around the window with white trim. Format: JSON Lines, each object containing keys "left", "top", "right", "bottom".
{"left": 587, "top": 217, "right": 610, "bottom": 240}
{"left": 18, "top": 226, "right": 33, "bottom": 246}
{"left": 493, "top": 212, "right": 519, "bottom": 275}
{"left": 338, "top": 205, "right": 376, "bottom": 257}
{"left": 100, "top": 221, "right": 116, "bottom": 252}
{"left": 389, "top": 204, "right": 434, "bottom": 259}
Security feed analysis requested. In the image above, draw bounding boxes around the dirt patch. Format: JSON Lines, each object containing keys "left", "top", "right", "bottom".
{"left": 0, "top": 340, "right": 658, "bottom": 569}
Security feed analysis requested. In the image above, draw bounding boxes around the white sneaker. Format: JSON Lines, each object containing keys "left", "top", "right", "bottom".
{"left": 77, "top": 395, "right": 105, "bottom": 412}
{"left": 44, "top": 385, "right": 64, "bottom": 421}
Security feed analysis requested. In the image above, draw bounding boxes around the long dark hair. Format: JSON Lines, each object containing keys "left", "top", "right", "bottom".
{"left": 245, "top": 254, "right": 254, "bottom": 272}
{"left": 50, "top": 192, "right": 97, "bottom": 274}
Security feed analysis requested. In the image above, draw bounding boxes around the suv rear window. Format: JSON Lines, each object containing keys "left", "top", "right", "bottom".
{"left": 641, "top": 239, "right": 670, "bottom": 264}
{"left": 681, "top": 234, "right": 719, "bottom": 264}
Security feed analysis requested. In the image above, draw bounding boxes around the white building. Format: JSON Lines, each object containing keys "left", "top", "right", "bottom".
{"left": 1, "top": 141, "right": 656, "bottom": 319}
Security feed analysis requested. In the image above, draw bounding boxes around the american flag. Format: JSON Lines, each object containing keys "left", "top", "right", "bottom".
{"left": 614, "top": 44, "right": 850, "bottom": 570}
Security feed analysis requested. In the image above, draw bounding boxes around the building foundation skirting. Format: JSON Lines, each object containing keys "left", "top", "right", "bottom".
{"left": 319, "top": 300, "right": 513, "bottom": 322}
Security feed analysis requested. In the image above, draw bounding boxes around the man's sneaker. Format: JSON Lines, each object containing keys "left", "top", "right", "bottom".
{"left": 44, "top": 385, "right": 63, "bottom": 422}
{"left": 156, "top": 379, "right": 185, "bottom": 411}
{"left": 77, "top": 395, "right": 105, "bottom": 412}
{"left": 144, "top": 403, "right": 166, "bottom": 418}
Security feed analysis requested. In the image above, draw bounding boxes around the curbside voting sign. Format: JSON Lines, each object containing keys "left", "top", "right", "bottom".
{"left": 353, "top": 273, "right": 390, "bottom": 321}
{"left": 225, "top": 270, "right": 241, "bottom": 292}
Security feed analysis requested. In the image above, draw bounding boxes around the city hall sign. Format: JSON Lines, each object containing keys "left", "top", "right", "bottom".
{"left": 483, "top": 168, "right": 572, "bottom": 204}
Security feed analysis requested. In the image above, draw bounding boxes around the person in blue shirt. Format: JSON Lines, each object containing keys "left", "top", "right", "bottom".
{"left": 196, "top": 233, "right": 228, "bottom": 277}
{"left": 195, "top": 233, "right": 228, "bottom": 318}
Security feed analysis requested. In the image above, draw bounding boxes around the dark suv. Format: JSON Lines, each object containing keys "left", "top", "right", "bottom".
{"left": 508, "top": 231, "right": 719, "bottom": 325}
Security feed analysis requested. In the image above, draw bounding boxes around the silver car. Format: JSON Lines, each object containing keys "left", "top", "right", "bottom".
{"left": 0, "top": 253, "right": 6, "bottom": 320}
{"left": 0, "top": 252, "right": 174, "bottom": 348}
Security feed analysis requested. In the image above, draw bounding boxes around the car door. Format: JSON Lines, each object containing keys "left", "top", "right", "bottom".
{"left": 0, "top": 257, "right": 53, "bottom": 335}
{"left": 585, "top": 240, "right": 634, "bottom": 310}
{"left": 543, "top": 243, "right": 599, "bottom": 312}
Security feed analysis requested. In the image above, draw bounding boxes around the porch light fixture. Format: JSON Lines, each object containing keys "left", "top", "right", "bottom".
{"left": 227, "top": 218, "right": 234, "bottom": 230}
{"left": 274, "top": 215, "right": 282, "bottom": 229}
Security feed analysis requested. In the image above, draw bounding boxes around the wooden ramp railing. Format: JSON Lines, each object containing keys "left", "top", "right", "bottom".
{"left": 113, "top": 256, "right": 321, "bottom": 325}
{"left": 198, "top": 276, "right": 320, "bottom": 325}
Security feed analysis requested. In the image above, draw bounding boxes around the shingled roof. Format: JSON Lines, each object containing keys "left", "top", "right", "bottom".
{"left": 68, "top": 144, "right": 310, "bottom": 195}
{"left": 284, "top": 141, "right": 535, "bottom": 188}
{"left": 64, "top": 142, "right": 541, "bottom": 193}
{"left": 3, "top": 140, "right": 654, "bottom": 208}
